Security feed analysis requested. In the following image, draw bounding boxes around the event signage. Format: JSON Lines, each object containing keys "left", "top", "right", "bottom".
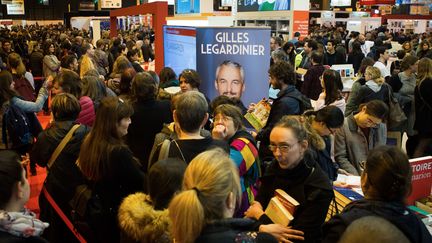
{"left": 407, "top": 156, "right": 432, "bottom": 205}
{"left": 195, "top": 27, "right": 270, "bottom": 106}
{"left": 359, "top": 0, "right": 395, "bottom": 5}
{"left": 330, "top": 0, "right": 352, "bottom": 6}
{"left": 237, "top": 0, "right": 290, "bottom": 12}
{"left": 6, "top": 0, "right": 24, "bottom": 15}
{"left": 292, "top": 11, "right": 309, "bottom": 39}
{"left": 176, "top": 0, "right": 200, "bottom": 14}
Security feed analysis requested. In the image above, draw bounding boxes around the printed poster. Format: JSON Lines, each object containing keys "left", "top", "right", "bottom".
{"left": 196, "top": 27, "right": 271, "bottom": 107}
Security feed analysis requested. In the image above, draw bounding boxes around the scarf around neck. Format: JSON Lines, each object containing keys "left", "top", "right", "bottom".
{"left": 0, "top": 209, "right": 49, "bottom": 238}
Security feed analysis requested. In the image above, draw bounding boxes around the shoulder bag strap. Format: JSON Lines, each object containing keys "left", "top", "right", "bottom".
{"left": 47, "top": 124, "right": 81, "bottom": 169}
{"left": 173, "top": 140, "right": 187, "bottom": 162}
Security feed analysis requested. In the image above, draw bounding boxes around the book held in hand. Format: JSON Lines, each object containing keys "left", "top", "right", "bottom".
{"left": 264, "top": 189, "right": 299, "bottom": 226}
{"left": 244, "top": 99, "right": 271, "bottom": 131}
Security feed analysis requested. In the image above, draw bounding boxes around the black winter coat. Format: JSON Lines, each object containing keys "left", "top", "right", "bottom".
{"left": 415, "top": 77, "right": 432, "bottom": 137}
{"left": 323, "top": 199, "right": 432, "bottom": 243}
{"left": 196, "top": 218, "right": 277, "bottom": 243}
{"left": 256, "top": 157, "right": 334, "bottom": 243}
{"left": 30, "top": 121, "right": 90, "bottom": 243}
{"left": 126, "top": 98, "right": 172, "bottom": 170}
{"left": 256, "top": 85, "right": 302, "bottom": 159}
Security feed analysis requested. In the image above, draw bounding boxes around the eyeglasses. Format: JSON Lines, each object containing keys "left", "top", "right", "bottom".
{"left": 268, "top": 142, "right": 299, "bottom": 153}
{"left": 366, "top": 116, "right": 381, "bottom": 127}
{"left": 214, "top": 115, "right": 232, "bottom": 123}
{"left": 325, "top": 124, "right": 338, "bottom": 135}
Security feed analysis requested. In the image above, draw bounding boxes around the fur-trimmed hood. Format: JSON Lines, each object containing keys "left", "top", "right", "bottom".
{"left": 118, "top": 193, "right": 171, "bottom": 243}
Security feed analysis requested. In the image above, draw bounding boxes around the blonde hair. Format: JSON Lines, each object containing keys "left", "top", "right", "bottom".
{"left": 168, "top": 149, "right": 241, "bottom": 243}
{"left": 7, "top": 53, "right": 26, "bottom": 77}
{"left": 417, "top": 58, "right": 432, "bottom": 86}
{"left": 80, "top": 55, "right": 95, "bottom": 79}
{"left": 365, "top": 66, "right": 385, "bottom": 85}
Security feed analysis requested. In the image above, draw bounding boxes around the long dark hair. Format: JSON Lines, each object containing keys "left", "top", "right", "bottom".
{"left": 0, "top": 150, "right": 24, "bottom": 209}
{"left": 0, "top": 70, "right": 18, "bottom": 105}
{"left": 77, "top": 97, "right": 133, "bottom": 181}
{"left": 322, "top": 69, "right": 343, "bottom": 106}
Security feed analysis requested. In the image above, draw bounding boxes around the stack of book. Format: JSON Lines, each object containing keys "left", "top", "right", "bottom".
{"left": 265, "top": 189, "right": 299, "bottom": 226}
{"left": 326, "top": 186, "right": 364, "bottom": 221}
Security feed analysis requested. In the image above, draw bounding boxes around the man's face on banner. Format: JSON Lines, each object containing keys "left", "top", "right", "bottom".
{"left": 215, "top": 65, "right": 245, "bottom": 99}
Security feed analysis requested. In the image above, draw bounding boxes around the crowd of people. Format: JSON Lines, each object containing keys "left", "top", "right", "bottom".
{"left": 0, "top": 23, "right": 432, "bottom": 243}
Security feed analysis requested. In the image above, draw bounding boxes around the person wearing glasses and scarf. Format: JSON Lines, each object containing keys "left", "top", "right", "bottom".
{"left": 245, "top": 116, "right": 333, "bottom": 243}
{"left": 334, "top": 100, "right": 388, "bottom": 176}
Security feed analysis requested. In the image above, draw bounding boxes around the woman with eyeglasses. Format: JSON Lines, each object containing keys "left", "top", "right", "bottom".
{"left": 323, "top": 145, "right": 432, "bottom": 243}
{"left": 245, "top": 116, "right": 333, "bottom": 243}
{"left": 212, "top": 104, "right": 260, "bottom": 217}
{"left": 76, "top": 97, "right": 145, "bottom": 242}
{"left": 334, "top": 100, "right": 388, "bottom": 176}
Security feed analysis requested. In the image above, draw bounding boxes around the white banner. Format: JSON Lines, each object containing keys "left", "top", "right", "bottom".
{"left": 101, "top": 0, "right": 122, "bottom": 8}
{"left": 6, "top": 0, "right": 24, "bottom": 15}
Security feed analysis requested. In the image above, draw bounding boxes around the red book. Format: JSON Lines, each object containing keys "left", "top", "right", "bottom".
{"left": 407, "top": 156, "right": 432, "bottom": 205}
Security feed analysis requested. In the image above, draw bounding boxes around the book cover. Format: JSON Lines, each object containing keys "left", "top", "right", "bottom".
{"left": 407, "top": 156, "right": 432, "bottom": 205}
{"left": 244, "top": 99, "right": 271, "bottom": 131}
{"left": 274, "top": 189, "right": 300, "bottom": 215}
{"left": 334, "top": 187, "right": 364, "bottom": 203}
{"left": 265, "top": 197, "right": 294, "bottom": 226}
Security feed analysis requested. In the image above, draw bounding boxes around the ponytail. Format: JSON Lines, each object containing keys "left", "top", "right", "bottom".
{"left": 169, "top": 190, "right": 205, "bottom": 243}
{"left": 168, "top": 149, "right": 241, "bottom": 243}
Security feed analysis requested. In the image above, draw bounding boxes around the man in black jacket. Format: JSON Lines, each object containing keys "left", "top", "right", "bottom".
{"left": 256, "top": 61, "right": 305, "bottom": 160}
{"left": 141, "top": 36, "right": 154, "bottom": 62}
{"left": 149, "top": 91, "right": 228, "bottom": 166}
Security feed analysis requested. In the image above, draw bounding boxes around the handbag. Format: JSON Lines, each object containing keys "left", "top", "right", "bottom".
{"left": 386, "top": 84, "right": 407, "bottom": 130}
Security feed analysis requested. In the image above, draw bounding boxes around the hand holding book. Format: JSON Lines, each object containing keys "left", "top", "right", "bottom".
{"left": 259, "top": 224, "right": 304, "bottom": 243}
{"left": 244, "top": 201, "right": 264, "bottom": 220}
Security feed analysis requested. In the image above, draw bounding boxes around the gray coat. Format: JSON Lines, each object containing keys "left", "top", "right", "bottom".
{"left": 334, "top": 113, "right": 387, "bottom": 175}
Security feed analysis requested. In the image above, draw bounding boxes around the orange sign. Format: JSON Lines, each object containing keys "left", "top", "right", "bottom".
{"left": 292, "top": 11, "right": 309, "bottom": 40}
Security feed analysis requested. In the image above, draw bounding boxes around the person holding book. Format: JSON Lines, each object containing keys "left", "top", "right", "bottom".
{"left": 245, "top": 116, "right": 333, "bottom": 242}
{"left": 254, "top": 61, "right": 304, "bottom": 161}
{"left": 212, "top": 104, "right": 261, "bottom": 217}
{"left": 323, "top": 145, "right": 432, "bottom": 243}
{"left": 169, "top": 149, "right": 279, "bottom": 243}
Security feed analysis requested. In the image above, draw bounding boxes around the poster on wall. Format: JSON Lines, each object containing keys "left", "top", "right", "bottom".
{"left": 175, "top": 0, "right": 200, "bottom": 14}
{"left": 6, "top": 0, "right": 24, "bottom": 15}
{"left": 292, "top": 11, "right": 309, "bottom": 39}
{"left": 237, "top": 0, "right": 290, "bottom": 12}
{"left": 163, "top": 26, "right": 197, "bottom": 76}
{"left": 196, "top": 27, "right": 271, "bottom": 106}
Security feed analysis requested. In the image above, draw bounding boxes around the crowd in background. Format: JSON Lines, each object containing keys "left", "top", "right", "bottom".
{"left": 0, "top": 22, "right": 431, "bottom": 243}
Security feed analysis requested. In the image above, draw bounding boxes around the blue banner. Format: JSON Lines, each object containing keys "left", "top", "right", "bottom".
{"left": 196, "top": 27, "right": 271, "bottom": 107}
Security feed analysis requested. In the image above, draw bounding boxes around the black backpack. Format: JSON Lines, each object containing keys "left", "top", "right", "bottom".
{"left": 287, "top": 94, "right": 313, "bottom": 114}
{"left": 2, "top": 103, "right": 41, "bottom": 151}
